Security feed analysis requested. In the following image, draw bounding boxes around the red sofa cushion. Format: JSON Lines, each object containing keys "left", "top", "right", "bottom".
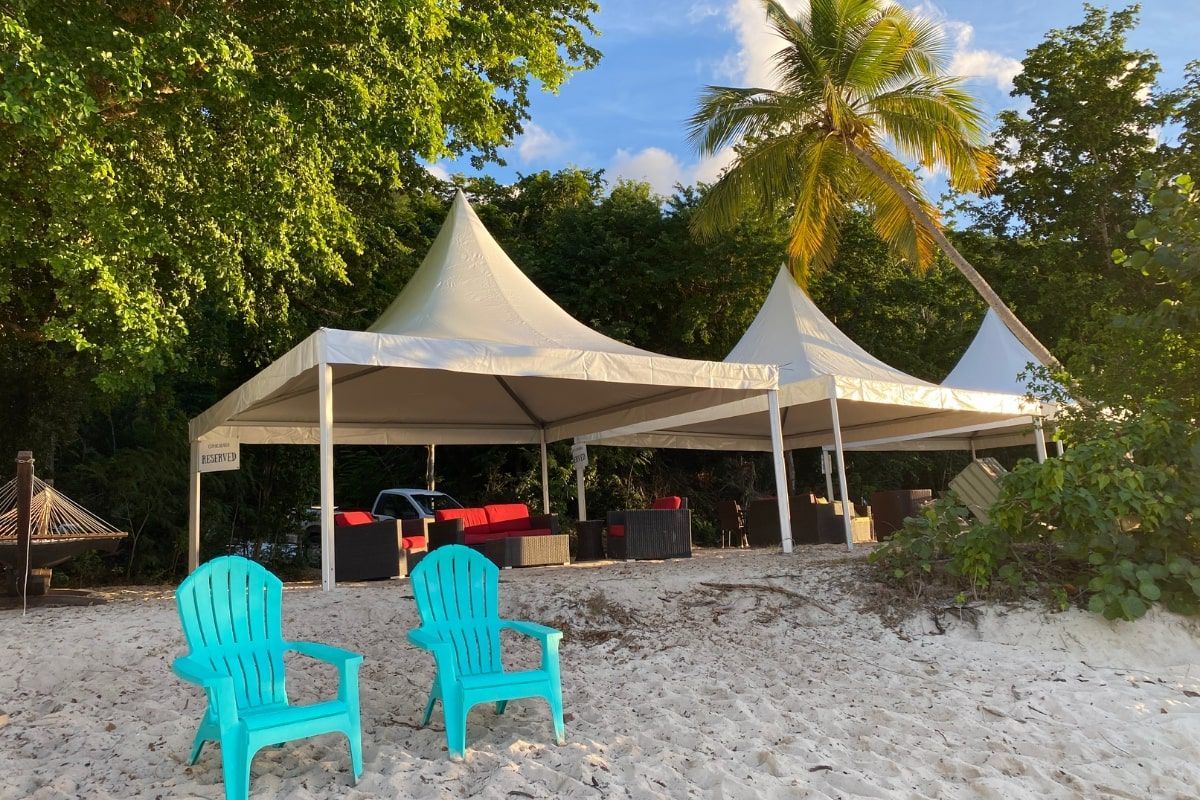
{"left": 505, "top": 527, "right": 554, "bottom": 538}
{"left": 401, "top": 535, "right": 426, "bottom": 551}
{"left": 484, "top": 503, "right": 533, "bottom": 533}
{"left": 651, "top": 496, "right": 683, "bottom": 510}
{"left": 435, "top": 507, "right": 491, "bottom": 534}
{"left": 335, "top": 511, "right": 374, "bottom": 526}
{"left": 464, "top": 531, "right": 508, "bottom": 545}
{"left": 608, "top": 524, "right": 625, "bottom": 537}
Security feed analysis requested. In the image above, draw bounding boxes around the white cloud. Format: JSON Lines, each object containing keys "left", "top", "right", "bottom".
{"left": 609, "top": 145, "right": 737, "bottom": 195}
{"left": 425, "top": 162, "right": 452, "bottom": 182}
{"left": 911, "top": 3, "right": 1021, "bottom": 90}
{"left": 688, "top": 2, "right": 723, "bottom": 23}
{"left": 515, "top": 123, "right": 569, "bottom": 164}
{"left": 610, "top": 147, "right": 685, "bottom": 195}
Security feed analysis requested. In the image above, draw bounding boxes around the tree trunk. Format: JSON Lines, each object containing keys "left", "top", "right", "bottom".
{"left": 845, "top": 141, "right": 1060, "bottom": 369}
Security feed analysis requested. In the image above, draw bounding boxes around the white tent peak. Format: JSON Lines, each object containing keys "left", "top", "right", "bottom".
{"left": 368, "top": 189, "right": 648, "bottom": 355}
{"left": 942, "top": 308, "right": 1043, "bottom": 394}
{"left": 726, "top": 266, "right": 931, "bottom": 387}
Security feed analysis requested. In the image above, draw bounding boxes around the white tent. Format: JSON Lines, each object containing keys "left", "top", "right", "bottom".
{"left": 188, "top": 191, "right": 785, "bottom": 588}
{"left": 843, "top": 307, "right": 1059, "bottom": 455}
{"left": 578, "top": 267, "right": 1045, "bottom": 547}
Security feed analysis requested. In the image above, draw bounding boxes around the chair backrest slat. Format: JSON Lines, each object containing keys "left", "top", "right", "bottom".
{"left": 176, "top": 556, "right": 288, "bottom": 709}
{"left": 411, "top": 546, "right": 502, "bottom": 676}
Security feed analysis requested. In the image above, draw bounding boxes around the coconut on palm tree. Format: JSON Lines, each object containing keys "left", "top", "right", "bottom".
{"left": 689, "top": 0, "right": 1057, "bottom": 367}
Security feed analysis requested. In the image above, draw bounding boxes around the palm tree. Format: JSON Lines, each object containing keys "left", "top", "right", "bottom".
{"left": 689, "top": 0, "right": 1057, "bottom": 367}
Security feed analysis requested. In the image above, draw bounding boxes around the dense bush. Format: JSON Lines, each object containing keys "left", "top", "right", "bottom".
{"left": 871, "top": 403, "right": 1200, "bottom": 620}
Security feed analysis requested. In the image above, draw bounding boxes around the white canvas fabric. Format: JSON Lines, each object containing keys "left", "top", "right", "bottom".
{"left": 942, "top": 308, "right": 1041, "bottom": 394}
{"left": 581, "top": 267, "right": 1043, "bottom": 452}
{"left": 189, "top": 191, "right": 778, "bottom": 447}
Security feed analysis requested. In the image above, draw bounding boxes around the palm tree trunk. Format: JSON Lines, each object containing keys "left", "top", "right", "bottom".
{"left": 845, "top": 141, "right": 1059, "bottom": 369}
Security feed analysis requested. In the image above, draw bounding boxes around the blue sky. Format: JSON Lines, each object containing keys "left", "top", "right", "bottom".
{"left": 432, "top": 1, "right": 1200, "bottom": 194}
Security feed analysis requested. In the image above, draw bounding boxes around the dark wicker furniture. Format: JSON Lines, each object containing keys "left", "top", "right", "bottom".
{"left": 606, "top": 496, "right": 692, "bottom": 560}
{"left": 716, "top": 500, "right": 747, "bottom": 548}
{"left": 333, "top": 512, "right": 426, "bottom": 581}
{"left": 746, "top": 495, "right": 873, "bottom": 546}
{"left": 869, "top": 489, "right": 933, "bottom": 540}
{"left": 575, "top": 519, "right": 605, "bottom": 561}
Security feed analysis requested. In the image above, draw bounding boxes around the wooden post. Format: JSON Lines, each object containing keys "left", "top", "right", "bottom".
{"left": 15, "top": 451, "right": 34, "bottom": 597}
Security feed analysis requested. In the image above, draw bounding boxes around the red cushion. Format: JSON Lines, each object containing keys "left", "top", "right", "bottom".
{"left": 401, "top": 536, "right": 426, "bottom": 551}
{"left": 435, "top": 507, "right": 491, "bottom": 534}
{"left": 464, "top": 531, "right": 508, "bottom": 545}
{"left": 335, "top": 511, "right": 374, "bottom": 526}
{"left": 506, "top": 527, "right": 553, "bottom": 538}
{"left": 484, "top": 503, "right": 532, "bottom": 533}
{"left": 651, "top": 496, "right": 683, "bottom": 510}
{"left": 608, "top": 524, "right": 625, "bottom": 537}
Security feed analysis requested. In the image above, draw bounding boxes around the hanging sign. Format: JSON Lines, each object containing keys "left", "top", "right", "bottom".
{"left": 571, "top": 443, "right": 588, "bottom": 468}
{"left": 196, "top": 437, "right": 241, "bottom": 473}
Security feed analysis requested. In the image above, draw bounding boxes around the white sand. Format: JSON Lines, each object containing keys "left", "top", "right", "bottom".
{"left": 2, "top": 547, "right": 1200, "bottom": 799}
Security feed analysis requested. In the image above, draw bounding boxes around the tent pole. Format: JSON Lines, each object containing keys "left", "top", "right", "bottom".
{"left": 821, "top": 449, "right": 834, "bottom": 502}
{"left": 767, "top": 390, "right": 793, "bottom": 554}
{"left": 188, "top": 441, "right": 201, "bottom": 573}
{"left": 969, "top": 440, "right": 977, "bottom": 460}
{"left": 1055, "top": 439, "right": 1064, "bottom": 457}
{"left": 829, "top": 395, "right": 854, "bottom": 552}
{"left": 575, "top": 460, "right": 587, "bottom": 522}
{"left": 539, "top": 430, "right": 550, "bottom": 514}
{"left": 1033, "top": 416, "right": 1048, "bottom": 464}
{"left": 426, "top": 444, "right": 436, "bottom": 491}
{"left": 318, "top": 363, "right": 336, "bottom": 591}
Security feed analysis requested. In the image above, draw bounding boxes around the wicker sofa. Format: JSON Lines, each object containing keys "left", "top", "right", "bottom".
{"left": 606, "top": 496, "right": 692, "bottom": 560}
{"left": 428, "top": 503, "right": 569, "bottom": 568}
{"left": 332, "top": 511, "right": 427, "bottom": 581}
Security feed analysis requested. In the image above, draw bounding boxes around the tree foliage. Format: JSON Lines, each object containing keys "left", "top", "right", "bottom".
{"left": 0, "top": 0, "right": 598, "bottom": 391}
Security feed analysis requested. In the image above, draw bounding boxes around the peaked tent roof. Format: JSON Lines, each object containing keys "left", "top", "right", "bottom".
{"left": 368, "top": 192, "right": 651, "bottom": 354}
{"left": 581, "top": 267, "right": 1043, "bottom": 452}
{"left": 189, "top": 191, "right": 777, "bottom": 447}
{"left": 942, "top": 308, "right": 1040, "bottom": 394}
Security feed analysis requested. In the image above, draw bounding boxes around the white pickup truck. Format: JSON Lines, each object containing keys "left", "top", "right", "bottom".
{"left": 369, "top": 488, "right": 463, "bottom": 521}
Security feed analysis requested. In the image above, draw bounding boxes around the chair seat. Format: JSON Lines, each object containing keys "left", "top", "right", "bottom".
{"left": 240, "top": 700, "right": 347, "bottom": 732}
{"left": 460, "top": 668, "right": 550, "bottom": 692}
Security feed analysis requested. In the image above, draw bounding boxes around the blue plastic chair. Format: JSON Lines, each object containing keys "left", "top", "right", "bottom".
{"left": 173, "top": 556, "right": 363, "bottom": 800}
{"left": 408, "top": 544, "right": 564, "bottom": 758}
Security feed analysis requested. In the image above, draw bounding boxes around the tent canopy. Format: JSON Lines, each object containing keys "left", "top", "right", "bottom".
{"left": 188, "top": 191, "right": 792, "bottom": 585}
{"left": 189, "top": 191, "right": 778, "bottom": 448}
{"left": 580, "top": 267, "right": 1042, "bottom": 453}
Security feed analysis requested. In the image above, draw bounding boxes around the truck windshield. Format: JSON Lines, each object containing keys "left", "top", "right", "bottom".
{"left": 409, "top": 493, "right": 463, "bottom": 516}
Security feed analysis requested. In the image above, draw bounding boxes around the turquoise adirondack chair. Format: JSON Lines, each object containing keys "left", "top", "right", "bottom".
{"left": 173, "top": 556, "right": 364, "bottom": 800}
{"left": 408, "top": 544, "right": 565, "bottom": 758}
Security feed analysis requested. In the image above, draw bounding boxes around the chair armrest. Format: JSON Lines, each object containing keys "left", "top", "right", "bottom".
{"left": 500, "top": 619, "right": 562, "bottom": 642}
{"left": 287, "top": 640, "right": 364, "bottom": 667}
{"left": 426, "top": 519, "right": 465, "bottom": 548}
{"left": 173, "top": 656, "right": 239, "bottom": 722}
{"left": 528, "top": 513, "right": 561, "bottom": 534}
{"left": 407, "top": 627, "right": 459, "bottom": 680}
{"left": 173, "top": 656, "right": 232, "bottom": 688}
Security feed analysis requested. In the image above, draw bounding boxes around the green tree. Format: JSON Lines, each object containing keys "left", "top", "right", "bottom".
{"left": 0, "top": 0, "right": 598, "bottom": 393}
{"left": 686, "top": 0, "right": 1056, "bottom": 367}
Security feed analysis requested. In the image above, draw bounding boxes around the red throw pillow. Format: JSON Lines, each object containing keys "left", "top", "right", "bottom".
{"left": 435, "top": 507, "right": 491, "bottom": 534}
{"left": 484, "top": 503, "right": 532, "bottom": 533}
{"left": 608, "top": 523, "right": 626, "bottom": 537}
{"left": 651, "top": 496, "right": 683, "bottom": 510}
{"left": 334, "top": 511, "right": 374, "bottom": 526}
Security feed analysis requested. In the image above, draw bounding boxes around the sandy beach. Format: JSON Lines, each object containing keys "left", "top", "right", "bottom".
{"left": 2, "top": 547, "right": 1199, "bottom": 799}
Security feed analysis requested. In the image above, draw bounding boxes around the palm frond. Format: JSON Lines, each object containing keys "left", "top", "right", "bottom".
{"left": 855, "top": 144, "right": 940, "bottom": 270}
{"left": 688, "top": 86, "right": 810, "bottom": 157}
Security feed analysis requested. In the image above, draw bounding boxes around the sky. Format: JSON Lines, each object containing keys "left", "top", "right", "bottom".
{"left": 432, "top": 1, "right": 1200, "bottom": 195}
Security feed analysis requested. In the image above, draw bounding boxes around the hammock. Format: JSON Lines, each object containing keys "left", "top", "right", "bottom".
{"left": 0, "top": 476, "right": 127, "bottom": 542}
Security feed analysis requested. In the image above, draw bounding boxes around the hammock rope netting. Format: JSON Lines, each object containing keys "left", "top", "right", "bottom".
{"left": 0, "top": 476, "right": 126, "bottom": 541}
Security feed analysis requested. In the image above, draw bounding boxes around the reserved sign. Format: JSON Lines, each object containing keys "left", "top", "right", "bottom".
{"left": 196, "top": 437, "right": 241, "bottom": 473}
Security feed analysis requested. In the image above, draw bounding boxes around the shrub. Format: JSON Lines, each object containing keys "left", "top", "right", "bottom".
{"left": 871, "top": 402, "right": 1200, "bottom": 620}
